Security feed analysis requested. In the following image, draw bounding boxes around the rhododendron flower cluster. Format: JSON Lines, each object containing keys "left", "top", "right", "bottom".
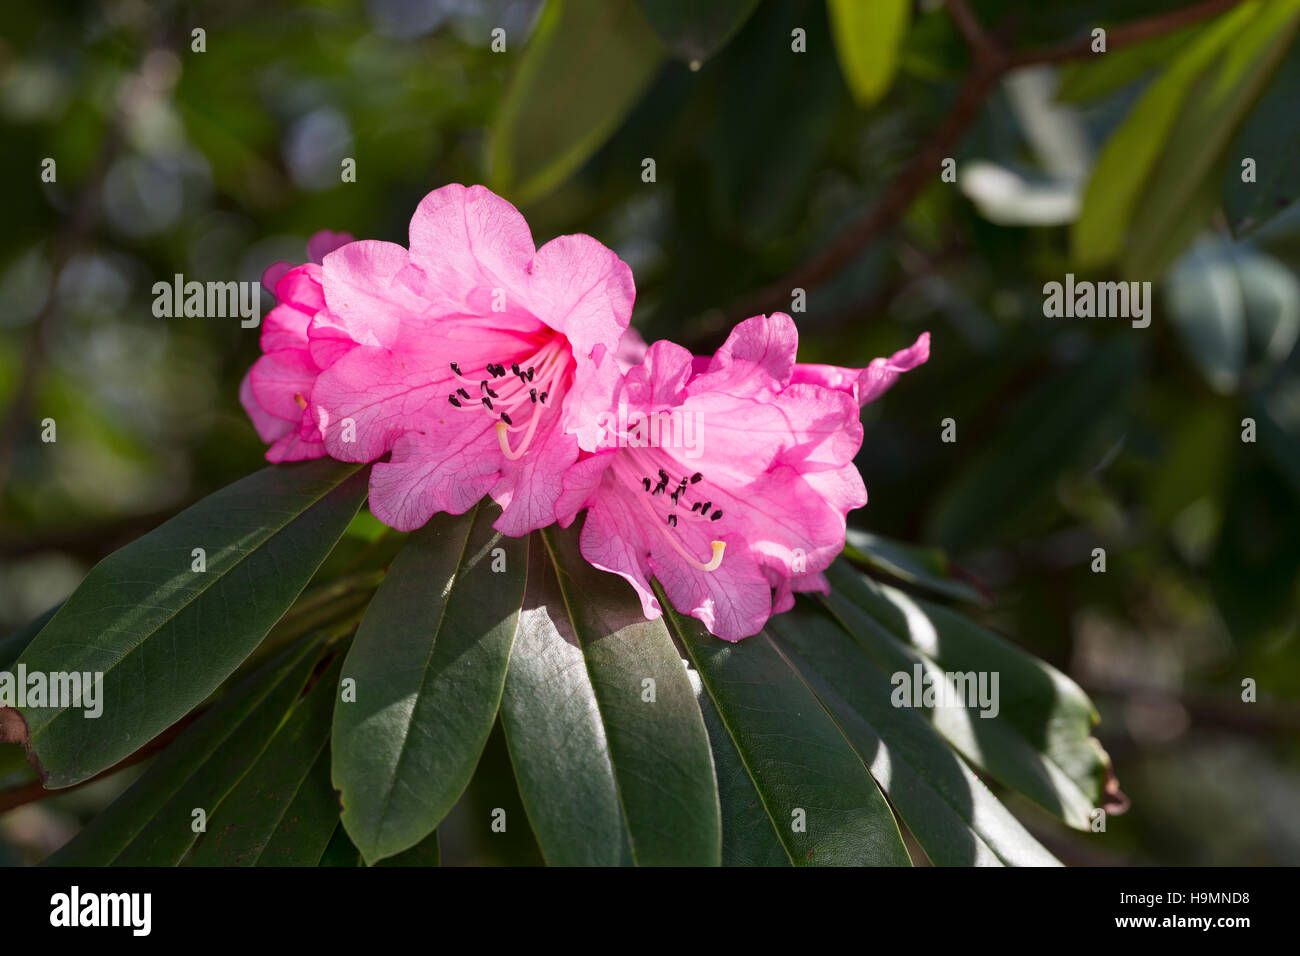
{"left": 241, "top": 184, "right": 928, "bottom": 641}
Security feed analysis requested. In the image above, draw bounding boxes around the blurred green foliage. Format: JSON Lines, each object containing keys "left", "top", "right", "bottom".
{"left": 1, "top": 0, "right": 1298, "bottom": 865}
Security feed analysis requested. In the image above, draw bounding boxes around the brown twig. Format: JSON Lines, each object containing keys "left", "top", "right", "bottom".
{"left": 727, "top": 0, "right": 1247, "bottom": 324}
{"left": 1006, "top": 0, "right": 1244, "bottom": 67}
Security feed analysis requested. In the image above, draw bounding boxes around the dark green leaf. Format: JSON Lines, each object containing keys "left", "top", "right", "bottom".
{"left": 332, "top": 503, "right": 527, "bottom": 863}
{"left": 187, "top": 657, "right": 343, "bottom": 866}
{"left": 501, "top": 525, "right": 720, "bottom": 866}
{"left": 693, "top": 683, "right": 790, "bottom": 866}
{"left": 8, "top": 460, "right": 367, "bottom": 788}
{"left": 46, "top": 635, "right": 327, "bottom": 865}
{"left": 317, "top": 824, "right": 362, "bottom": 867}
{"left": 824, "top": 561, "right": 1107, "bottom": 828}
{"left": 767, "top": 603, "right": 1059, "bottom": 865}
{"left": 375, "top": 829, "right": 440, "bottom": 866}
{"left": 663, "top": 593, "right": 911, "bottom": 866}
{"left": 498, "top": 536, "right": 635, "bottom": 866}
{"left": 844, "top": 529, "right": 984, "bottom": 604}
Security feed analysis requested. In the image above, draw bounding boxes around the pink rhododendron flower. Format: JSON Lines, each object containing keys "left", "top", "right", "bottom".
{"left": 555, "top": 313, "right": 928, "bottom": 641}
{"left": 240, "top": 230, "right": 355, "bottom": 462}
{"left": 308, "top": 184, "right": 634, "bottom": 536}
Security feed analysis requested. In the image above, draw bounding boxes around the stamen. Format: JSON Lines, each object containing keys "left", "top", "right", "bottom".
{"left": 501, "top": 412, "right": 513, "bottom": 425}
{"left": 667, "top": 514, "right": 678, "bottom": 527}
{"left": 711, "top": 510, "right": 723, "bottom": 521}
{"left": 458, "top": 388, "right": 471, "bottom": 400}
{"left": 448, "top": 394, "right": 462, "bottom": 407}
{"left": 482, "top": 396, "right": 493, "bottom": 410}
{"left": 653, "top": 525, "right": 726, "bottom": 573}
{"left": 293, "top": 392, "right": 308, "bottom": 410}
{"left": 450, "top": 362, "right": 462, "bottom": 376}
{"left": 642, "top": 478, "right": 652, "bottom": 491}
{"left": 690, "top": 473, "right": 702, "bottom": 483}
{"left": 495, "top": 410, "right": 544, "bottom": 461}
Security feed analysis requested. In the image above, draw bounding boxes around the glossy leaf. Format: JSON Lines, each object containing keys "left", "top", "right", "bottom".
{"left": 844, "top": 529, "right": 984, "bottom": 604}
{"left": 500, "top": 526, "right": 720, "bottom": 866}
{"left": 187, "top": 657, "right": 343, "bottom": 866}
{"left": 46, "top": 635, "right": 327, "bottom": 865}
{"left": 828, "top": 0, "right": 910, "bottom": 106}
{"left": 498, "top": 536, "right": 634, "bottom": 866}
{"left": 768, "top": 604, "right": 1060, "bottom": 865}
{"left": 489, "top": 0, "right": 663, "bottom": 203}
{"left": 824, "top": 561, "right": 1106, "bottom": 829}
{"left": 332, "top": 504, "right": 527, "bottom": 863}
{"left": 693, "top": 681, "right": 790, "bottom": 866}
{"left": 7, "top": 460, "right": 367, "bottom": 788}
{"left": 663, "top": 594, "right": 911, "bottom": 866}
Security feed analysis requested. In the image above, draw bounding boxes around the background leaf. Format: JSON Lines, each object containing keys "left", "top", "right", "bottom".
{"left": 489, "top": 0, "right": 663, "bottom": 203}
{"left": 1071, "top": 3, "right": 1257, "bottom": 269}
{"left": 828, "top": 0, "right": 911, "bottom": 107}
{"left": 1224, "top": 46, "right": 1300, "bottom": 236}
{"left": 634, "top": 0, "right": 760, "bottom": 64}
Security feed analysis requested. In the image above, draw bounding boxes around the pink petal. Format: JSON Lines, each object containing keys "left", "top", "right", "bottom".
{"left": 368, "top": 425, "right": 502, "bottom": 532}
{"left": 247, "top": 349, "right": 318, "bottom": 426}
{"left": 488, "top": 420, "right": 580, "bottom": 537}
{"left": 406, "top": 184, "right": 536, "bottom": 310}
{"left": 791, "top": 331, "right": 930, "bottom": 407}
{"left": 527, "top": 233, "right": 634, "bottom": 359}
{"left": 260, "top": 303, "right": 312, "bottom": 353}
{"left": 689, "top": 312, "right": 799, "bottom": 398}
{"left": 239, "top": 369, "right": 292, "bottom": 444}
{"left": 320, "top": 240, "right": 432, "bottom": 350}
